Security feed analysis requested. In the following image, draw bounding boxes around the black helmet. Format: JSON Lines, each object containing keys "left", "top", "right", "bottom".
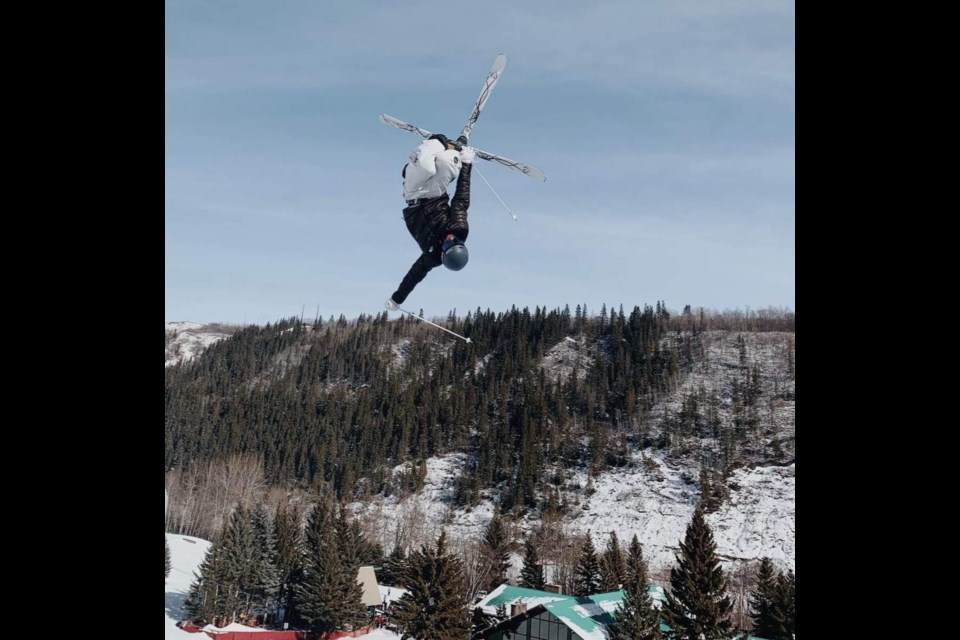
{"left": 441, "top": 238, "right": 469, "bottom": 271}
{"left": 428, "top": 133, "right": 462, "bottom": 151}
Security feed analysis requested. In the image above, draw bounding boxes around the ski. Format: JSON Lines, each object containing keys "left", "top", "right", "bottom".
{"left": 379, "top": 113, "right": 432, "bottom": 139}
{"left": 473, "top": 148, "right": 546, "bottom": 182}
{"left": 459, "top": 54, "right": 507, "bottom": 144}
{"left": 379, "top": 113, "right": 546, "bottom": 182}
{"left": 395, "top": 305, "right": 472, "bottom": 343}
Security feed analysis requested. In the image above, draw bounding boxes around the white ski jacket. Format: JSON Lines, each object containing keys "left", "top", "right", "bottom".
{"left": 402, "top": 139, "right": 462, "bottom": 201}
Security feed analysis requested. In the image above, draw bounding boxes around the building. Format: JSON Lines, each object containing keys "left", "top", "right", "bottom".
{"left": 356, "top": 565, "right": 381, "bottom": 608}
{"left": 472, "top": 584, "right": 666, "bottom": 640}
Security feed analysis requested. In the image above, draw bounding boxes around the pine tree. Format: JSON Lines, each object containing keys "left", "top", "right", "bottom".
{"left": 295, "top": 498, "right": 337, "bottom": 631}
{"left": 780, "top": 569, "right": 795, "bottom": 638}
{"left": 699, "top": 468, "right": 722, "bottom": 513}
{"left": 662, "top": 507, "right": 733, "bottom": 639}
{"left": 249, "top": 504, "right": 279, "bottom": 619}
{"left": 221, "top": 505, "right": 257, "bottom": 623}
{"left": 335, "top": 507, "right": 372, "bottom": 630}
{"left": 472, "top": 606, "right": 497, "bottom": 634}
{"left": 295, "top": 495, "right": 367, "bottom": 633}
{"left": 749, "top": 558, "right": 782, "bottom": 639}
{"left": 165, "top": 536, "right": 172, "bottom": 580}
{"left": 273, "top": 503, "right": 303, "bottom": 626}
{"left": 573, "top": 532, "right": 602, "bottom": 596}
{"left": 519, "top": 537, "right": 545, "bottom": 590}
{"left": 380, "top": 542, "right": 409, "bottom": 587}
{"left": 337, "top": 505, "right": 366, "bottom": 570}
{"left": 600, "top": 531, "right": 627, "bottom": 592}
{"left": 393, "top": 531, "right": 472, "bottom": 640}
{"left": 771, "top": 569, "right": 795, "bottom": 640}
{"left": 482, "top": 512, "right": 512, "bottom": 590}
{"left": 607, "top": 535, "right": 661, "bottom": 640}
{"left": 184, "top": 530, "right": 230, "bottom": 625}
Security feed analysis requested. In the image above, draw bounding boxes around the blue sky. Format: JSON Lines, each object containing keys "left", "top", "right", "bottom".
{"left": 165, "top": 0, "right": 794, "bottom": 325}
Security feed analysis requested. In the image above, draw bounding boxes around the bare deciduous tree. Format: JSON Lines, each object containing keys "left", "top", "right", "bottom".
{"left": 451, "top": 536, "right": 492, "bottom": 603}
{"left": 727, "top": 560, "right": 760, "bottom": 633}
{"left": 165, "top": 454, "right": 267, "bottom": 539}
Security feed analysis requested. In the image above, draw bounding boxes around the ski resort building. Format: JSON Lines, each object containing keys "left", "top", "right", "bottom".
{"left": 471, "top": 584, "right": 666, "bottom": 640}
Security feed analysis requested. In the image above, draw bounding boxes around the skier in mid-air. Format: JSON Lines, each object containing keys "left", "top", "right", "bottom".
{"left": 385, "top": 133, "right": 475, "bottom": 310}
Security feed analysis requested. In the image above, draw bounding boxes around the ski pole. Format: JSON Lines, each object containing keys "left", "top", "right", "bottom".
{"left": 473, "top": 164, "right": 518, "bottom": 221}
{"left": 396, "top": 306, "right": 472, "bottom": 343}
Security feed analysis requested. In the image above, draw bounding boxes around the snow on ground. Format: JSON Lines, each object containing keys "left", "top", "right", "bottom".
{"left": 165, "top": 322, "right": 235, "bottom": 367}
{"left": 562, "top": 456, "right": 795, "bottom": 574}
{"left": 540, "top": 337, "right": 593, "bottom": 383}
{"left": 202, "top": 622, "right": 270, "bottom": 633}
{"left": 384, "top": 338, "right": 413, "bottom": 372}
{"left": 166, "top": 533, "right": 211, "bottom": 639}
{"left": 351, "top": 454, "right": 498, "bottom": 547}
{"left": 166, "top": 532, "right": 404, "bottom": 639}
{"left": 656, "top": 330, "right": 796, "bottom": 461}
{"left": 352, "top": 450, "right": 794, "bottom": 579}
{"left": 378, "top": 585, "right": 408, "bottom": 606}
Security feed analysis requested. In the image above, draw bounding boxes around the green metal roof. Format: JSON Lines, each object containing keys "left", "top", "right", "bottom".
{"left": 476, "top": 584, "right": 765, "bottom": 640}
{"left": 478, "top": 584, "right": 570, "bottom": 610}
{"left": 476, "top": 585, "right": 667, "bottom": 640}
{"left": 541, "top": 590, "right": 622, "bottom": 638}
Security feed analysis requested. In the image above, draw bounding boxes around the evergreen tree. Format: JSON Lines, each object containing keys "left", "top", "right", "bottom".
{"left": 249, "top": 504, "right": 280, "bottom": 619}
{"left": 380, "top": 542, "right": 409, "bottom": 587}
{"left": 519, "top": 537, "right": 546, "bottom": 590}
{"left": 295, "top": 497, "right": 338, "bottom": 631}
{"left": 165, "top": 536, "right": 172, "bottom": 580}
{"left": 749, "top": 558, "right": 783, "bottom": 639}
{"left": 393, "top": 531, "right": 472, "bottom": 640}
{"left": 337, "top": 505, "right": 364, "bottom": 571}
{"left": 336, "top": 505, "right": 381, "bottom": 570}
{"left": 295, "top": 495, "right": 368, "bottom": 633}
{"left": 573, "top": 532, "right": 602, "bottom": 596}
{"left": 773, "top": 569, "right": 795, "bottom": 639}
{"left": 699, "top": 468, "right": 722, "bottom": 513}
{"left": 662, "top": 507, "right": 733, "bottom": 639}
{"left": 482, "top": 512, "right": 512, "bottom": 590}
{"left": 273, "top": 503, "right": 303, "bottom": 626}
{"left": 472, "top": 606, "right": 497, "bottom": 634}
{"left": 781, "top": 569, "right": 795, "bottom": 637}
{"left": 600, "top": 531, "right": 627, "bottom": 592}
{"left": 221, "top": 505, "right": 257, "bottom": 622}
{"left": 184, "top": 531, "right": 229, "bottom": 625}
{"left": 607, "top": 535, "right": 661, "bottom": 640}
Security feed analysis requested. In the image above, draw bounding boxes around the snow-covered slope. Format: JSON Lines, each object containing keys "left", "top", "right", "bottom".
{"left": 165, "top": 322, "right": 237, "bottom": 367}
{"left": 165, "top": 533, "right": 211, "bottom": 638}
{"left": 350, "top": 330, "right": 795, "bottom": 578}
{"left": 351, "top": 453, "right": 793, "bottom": 579}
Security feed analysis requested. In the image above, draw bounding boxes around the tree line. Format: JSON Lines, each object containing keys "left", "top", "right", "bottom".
{"left": 175, "top": 496, "right": 795, "bottom": 639}
{"left": 166, "top": 304, "right": 794, "bottom": 518}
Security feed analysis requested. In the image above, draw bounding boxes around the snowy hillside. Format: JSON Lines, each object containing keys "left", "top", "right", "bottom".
{"left": 165, "top": 533, "right": 211, "bottom": 638}
{"left": 351, "top": 330, "right": 795, "bottom": 578}
{"left": 350, "top": 453, "right": 793, "bottom": 579}
{"left": 165, "top": 322, "right": 237, "bottom": 367}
